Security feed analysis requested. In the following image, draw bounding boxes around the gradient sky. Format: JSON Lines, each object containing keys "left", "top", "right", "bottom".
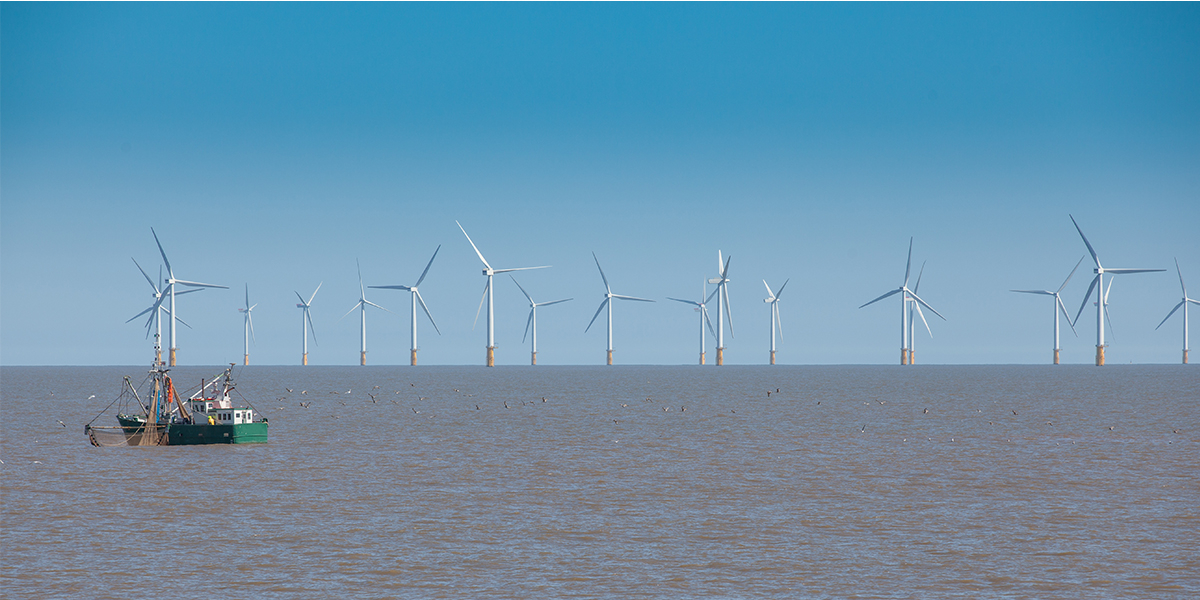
{"left": 2, "top": 3, "right": 1197, "bottom": 366}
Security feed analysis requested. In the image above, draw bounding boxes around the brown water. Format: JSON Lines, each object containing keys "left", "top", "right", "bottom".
{"left": 2, "top": 365, "right": 1198, "bottom": 599}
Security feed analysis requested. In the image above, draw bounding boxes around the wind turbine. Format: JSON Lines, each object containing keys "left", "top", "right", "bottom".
{"left": 1155, "top": 258, "right": 1200, "bottom": 364}
{"left": 586, "top": 253, "right": 655, "bottom": 365}
{"left": 1069, "top": 215, "right": 1164, "bottom": 366}
{"left": 859, "top": 238, "right": 946, "bottom": 365}
{"left": 295, "top": 283, "right": 321, "bottom": 365}
{"left": 127, "top": 258, "right": 199, "bottom": 365}
{"left": 151, "top": 228, "right": 227, "bottom": 366}
{"left": 341, "top": 260, "right": 390, "bottom": 366}
{"left": 370, "top": 246, "right": 442, "bottom": 366}
{"left": 457, "top": 221, "right": 549, "bottom": 367}
{"left": 763, "top": 279, "right": 788, "bottom": 365}
{"left": 1010, "top": 257, "right": 1083, "bottom": 364}
{"left": 708, "top": 251, "right": 735, "bottom": 365}
{"left": 238, "top": 284, "right": 257, "bottom": 365}
{"left": 510, "top": 276, "right": 572, "bottom": 365}
{"left": 668, "top": 280, "right": 717, "bottom": 365}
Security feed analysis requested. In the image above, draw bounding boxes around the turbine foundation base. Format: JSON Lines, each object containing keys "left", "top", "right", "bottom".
{"left": 531, "top": 351, "right": 537, "bottom": 366}
{"left": 486, "top": 346, "right": 495, "bottom": 367}
{"left": 716, "top": 348, "right": 724, "bottom": 366}
{"left": 770, "top": 350, "right": 776, "bottom": 365}
{"left": 360, "top": 351, "right": 367, "bottom": 366}
{"left": 699, "top": 352, "right": 705, "bottom": 365}
{"left": 411, "top": 349, "right": 418, "bottom": 366}
{"left": 1184, "top": 349, "right": 1189, "bottom": 365}
{"left": 302, "top": 353, "right": 308, "bottom": 366}
{"left": 606, "top": 350, "right": 613, "bottom": 366}
{"left": 900, "top": 348, "right": 908, "bottom": 366}
{"left": 1095, "top": 345, "right": 1105, "bottom": 367}
{"left": 169, "top": 348, "right": 177, "bottom": 367}
{"left": 244, "top": 354, "right": 249, "bottom": 366}
{"left": 909, "top": 351, "right": 916, "bottom": 365}
{"left": 1053, "top": 349, "right": 1060, "bottom": 365}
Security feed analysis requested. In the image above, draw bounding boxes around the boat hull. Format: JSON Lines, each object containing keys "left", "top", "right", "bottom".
{"left": 117, "top": 416, "right": 268, "bottom": 445}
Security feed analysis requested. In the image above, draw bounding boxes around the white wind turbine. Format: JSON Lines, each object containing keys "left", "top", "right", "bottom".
{"left": 1069, "top": 215, "right": 1164, "bottom": 366}
{"left": 1155, "top": 258, "right": 1200, "bottom": 364}
{"left": 859, "top": 238, "right": 946, "bottom": 365}
{"left": 708, "top": 251, "right": 735, "bottom": 365}
{"left": 457, "top": 221, "right": 549, "bottom": 367}
{"left": 667, "top": 280, "right": 717, "bottom": 365}
{"left": 370, "top": 246, "right": 442, "bottom": 366}
{"left": 294, "top": 283, "right": 321, "bottom": 366}
{"left": 151, "top": 228, "right": 227, "bottom": 366}
{"left": 586, "top": 252, "right": 655, "bottom": 365}
{"left": 1010, "top": 257, "right": 1083, "bottom": 364}
{"left": 341, "top": 260, "right": 390, "bottom": 366}
{"left": 127, "top": 258, "right": 199, "bottom": 365}
{"left": 511, "top": 276, "right": 572, "bottom": 365}
{"left": 763, "top": 278, "right": 788, "bottom": 365}
{"left": 238, "top": 284, "right": 257, "bottom": 366}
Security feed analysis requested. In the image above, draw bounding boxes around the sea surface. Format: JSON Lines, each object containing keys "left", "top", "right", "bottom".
{"left": 1, "top": 365, "right": 1197, "bottom": 599}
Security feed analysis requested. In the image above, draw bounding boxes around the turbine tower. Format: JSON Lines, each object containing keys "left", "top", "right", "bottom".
{"left": 370, "top": 246, "right": 442, "bottom": 366}
{"left": 127, "top": 258, "right": 199, "bottom": 365}
{"left": 1069, "top": 215, "right": 1164, "bottom": 366}
{"left": 668, "top": 280, "right": 716, "bottom": 365}
{"left": 708, "top": 252, "right": 735, "bottom": 365}
{"left": 238, "top": 284, "right": 257, "bottom": 365}
{"left": 859, "top": 238, "right": 945, "bottom": 365}
{"left": 151, "top": 228, "right": 227, "bottom": 366}
{"left": 763, "top": 279, "right": 788, "bottom": 365}
{"left": 342, "top": 260, "right": 390, "bottom": 366}
{"left": 457, "top": 221, "right": 549, "bottom": 367}
{"left": 586, "top": 252, "right": 655, "bottom": 365}
{"left": 1155, "top": 258, "right": 1200, "bottom": 364}
{"left": 1010, "top": 257, "right": 1083, "bottom": 364}
{"left": 511, "top": 276, "right": 572, "bottom": 365}
{"left": 295, "top": 283, "right": 321, "bottom": 365}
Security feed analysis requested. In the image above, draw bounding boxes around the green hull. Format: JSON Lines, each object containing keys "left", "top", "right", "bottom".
{"left": 117, "top": 416, "right": 268, "bottom": 445}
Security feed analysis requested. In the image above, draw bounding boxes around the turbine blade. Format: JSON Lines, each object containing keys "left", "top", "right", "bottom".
{"left": 723, "top": 285, "right": 734, "bottom": 338}
{"left": 415, "top": 290, "right": 440, "bottom": 334}
{"left": 585, "top": 299, "right": 608, "bottom": 333}
{"left": 538, "top": 298, "right": 572, "bottom": 307}
{"left": 364, "top": 299, "right": 391, "bottom": 313}
{"left": 174, "top": 288, "right": 204, "bottom": 296}
{"left": 308, "top": 282, "right": 322, "bottom": 305}
{"left": 341, "top": 301, "right": 363, "bottom": 321}
{"left": 592, "top": 252, "right": 610, "bottom": 293}
{"left": 244, "top": 283, "right": 249, "bottom": 310}
{"left": 859, "top": 288, "right": 901, "bottom": 309}
{"left": 151, "top": 227, "right": 172, "bottom": 277}
{"left": 668, "top": 297, "right": 701, "bottom": 307}
{"left": 1058, "top": 256, "right": 1086, "bottom": 293}
{"left": 1010, "top": 290, "right": 1054, "bottom": 296}
{"left": 295, "top": 290, "right": 307, "bottom": 305}
{"left": 1073, "top": 275, "right": 1099, "bottom": 326}
{"left": 903, "top": 237, "right": 913, "bottom": 287}
{"left": 1069, "top": 214, "right": 1101, "bottom": 268}
{"left": 721, "top": 254, "right": 732, "bottom": 279}
{"left": 913, "top": 300, "right": 932, "bottom": 338}
{"left": 173, "top": 279, "right": 228, "bottom": 289}
{"left": 612, "top": 294, "right": 654, "bottom": 302}
{"left": 472, "top": 280, "right": 489, "bottom": 331}
{"left": 248, "top": 312, "right": 255, "bottom": 343}
{"left": 1156, "top": 301, "right": 1185, "bottom": 330}
{"left": 357, "top": 258, "right": 365, "bottom": 298}
{"left": 907, "top": 290, "right": 946, "bottom": 321}
{"left": 775, "top": 303, "right": 784, "bottom": 341}
{"left": 1057, "top": 296, "right": 1078, "bottom": 336}
{"left": 762, "top": 279, "right": 775, "bottom": 299}
{"left": 705, "top": 287, "right": 720, "bottom": 305}
{"left": 510, "top": 275, "right": 534, "bottom": 305}
{"left": 456, "top": 221, "right": 492, "bottom": 270}
{"left": 1103, "top": 268, "right": 1166, "bottom": 275}
{"left": 522, "top": 308, "right": 534, "bottom": 343}
{"left": 370, "top": 285, "right": 413, "bottom": 291}
{"left": 1104, "top": 300, "right": 1116, "bottom": 341}
{"left": 1176, "top": 257, "right": 1187, "bottom": 296}
{"left": 306, "top": 309, "right": 319, "bottom": 345}
{"left": 493, "top": 266, "right": 551, "bottom": 274}
{"left": 132, "top": 258, "right": 158, "bottom": 292}
{"left": 703, "top": 305, "right": 716, "bottom": 338}
{"left": 127, "top": 305, "right": 155, "bottom": 323}
{"left": 415, "top": 245, "right": 440, "bottom": 288}
{"left": 775, "top": 278, "right": 789, "bottom": 299}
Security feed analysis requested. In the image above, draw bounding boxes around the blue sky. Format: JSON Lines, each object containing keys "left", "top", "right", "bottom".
{"left": 2, "top": 3, "right": 1197, "bottom": 366}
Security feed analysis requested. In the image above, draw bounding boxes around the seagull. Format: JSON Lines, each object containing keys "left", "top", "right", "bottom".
{"left": 542, "top": 397, "right": 547, "bottom": 402}
{"left": 860, "top": 424, "right": 867, "bottom": 433}
{"left": 285, "top": 388, "right": 293, "bottom": 393}
{"left": 57, "top": 420, "right": 66, "bottom": 427}
{"left": 411, "top": 407, "right": 419, "bottom": 414}
{"left": 373, "top": 385, "right": 381, "bottom": 390}
{"left": 87, "top": 394, "right": 96, "bottom": 400}
{"left": 301, "top": 390, "right": 308, "bottom": 395}
{"left": 923, "top": 408, "right": 929, "bottom": 414}
{"left": 476, "top": 405, "right": 481, "bottom": 410}
{"left": 1012, "top": 410, "right": 1018, "bottom": 415}
{"left": 767, "top": 391, "right": 771, "bottom": 397}
{"left": 504, "top": 401, "right": 510, "bottom": 409}
{"left": 368, "top": 393, "right": 377, "bottom": 403}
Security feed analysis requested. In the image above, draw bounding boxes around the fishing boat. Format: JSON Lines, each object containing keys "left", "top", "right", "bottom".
{"left": 86, "top": 363, "right": 267, "bottom": 446}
